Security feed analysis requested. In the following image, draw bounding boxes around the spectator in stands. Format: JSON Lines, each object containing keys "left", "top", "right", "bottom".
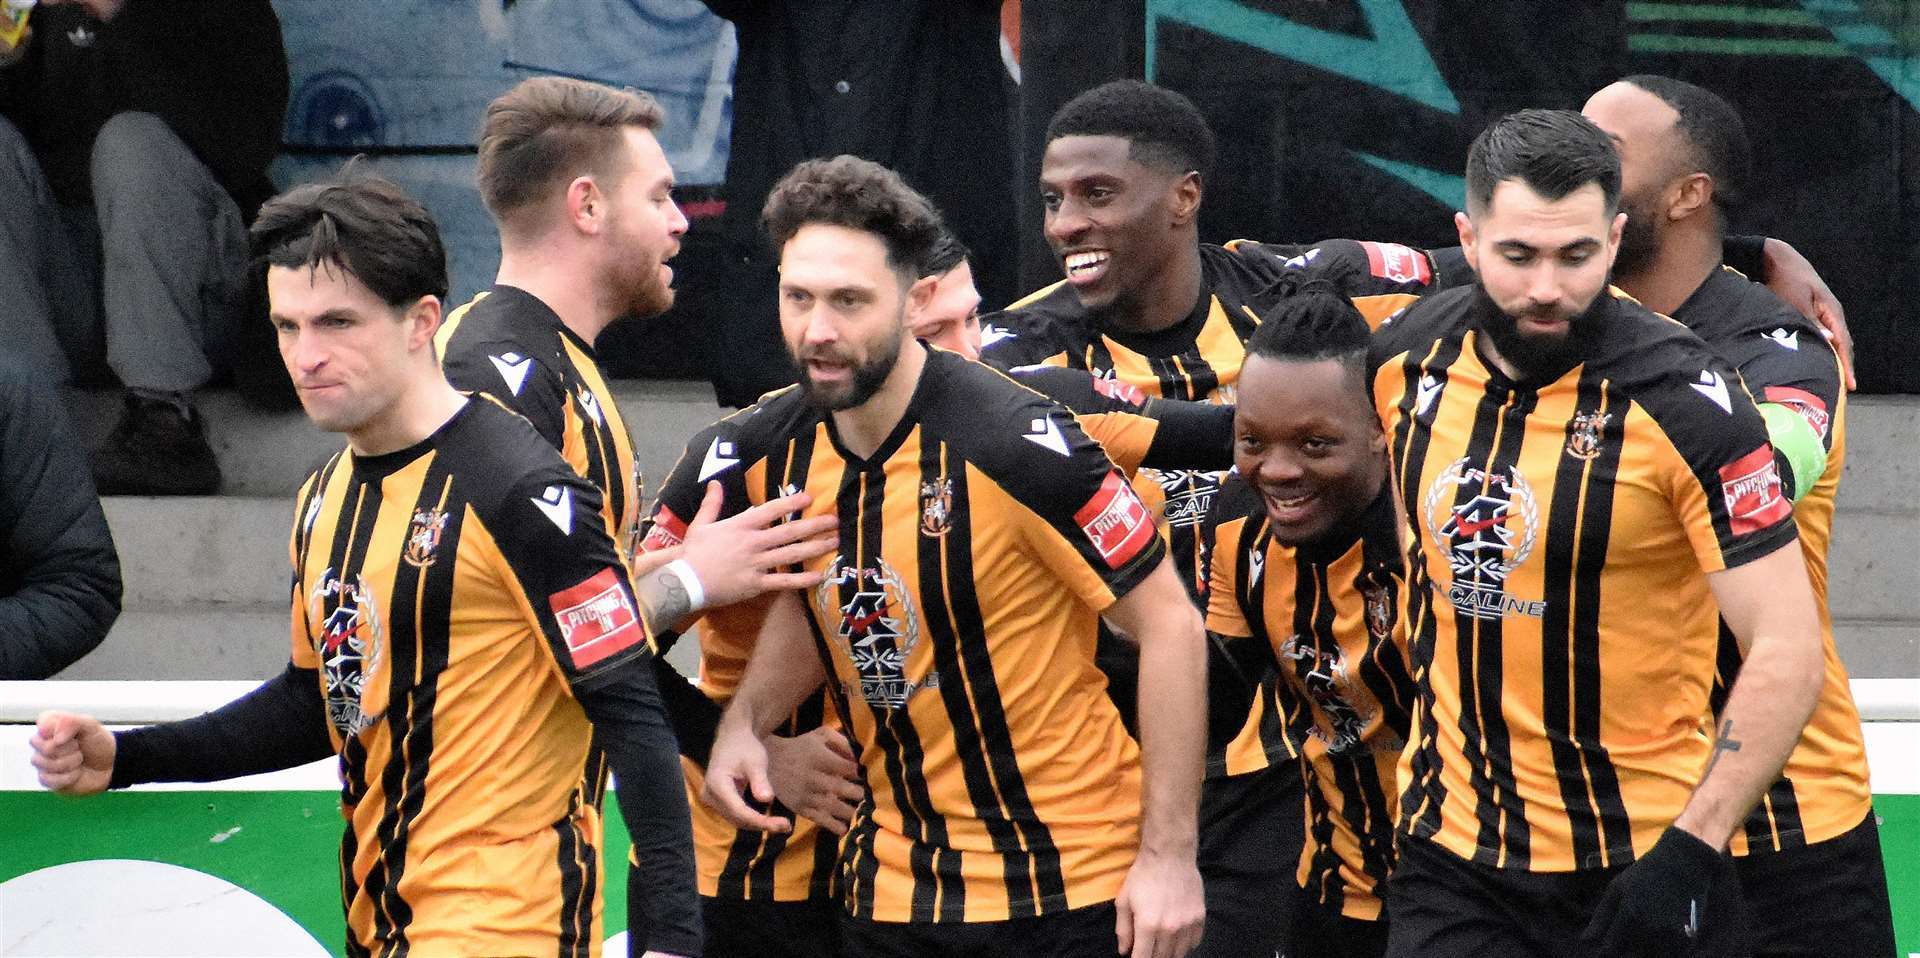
{"left": 0, "top": 0, "right": 288, "bottom": 495}
{"left": 0, "top": 357, "right": 121, "bottom": 679}
{"left": 694, "top": 0, "right": 1016, "bottom": 406}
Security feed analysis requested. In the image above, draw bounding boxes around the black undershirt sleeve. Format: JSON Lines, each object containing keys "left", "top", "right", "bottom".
{"left": 653, "top": 652, "right": 723, "bottom": 767}
{"left": 1139, "top": 397, "right": 1237, "bottom": 471}
{"left": 1722, "top": 234, "right": 1767, "bottom": 282}
{"left": 109, "top": 662, "right": 334, "bottom": 788}
{"left": 576, "top": 656, "right": 703, "bottom": 958}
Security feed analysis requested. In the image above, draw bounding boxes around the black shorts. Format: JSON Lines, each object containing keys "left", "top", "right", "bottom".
{"left": 1290, "top": 898, "right": 1388, "bottom": 958}
{"left": 1734, "top": 809, "right": 1895, "bottom": 958}
{"left": 1383, "top": 834, "right": 1749, "bottom": 958}
{"left": 1192, "top": 761, "right": 1307, "bottom": 958}
{"left": 838, "top": 902, "right": 1119, "bottom": 958}
{"left": 701, "top": 894, "right": 841, "bottom": 958}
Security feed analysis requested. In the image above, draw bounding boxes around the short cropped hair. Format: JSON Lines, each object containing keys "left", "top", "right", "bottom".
{"left": 1465, "top": 109, "right": 1621, "bottom": 216}
{"left": 920, "top": 227, "right": 970, "bottom": 280}
{"left": 1620, "top": 75, "right": 1752, "bottom": 213}
{"left": 252, "top": 165, "right": 448, "bottom": 308}
{"left": 476, "top": 76, "right": 664, "bottom": 229}
{"left": 1047, "top": 79, "right": 1216, "bottom": 178}
{"left": 762, "top": 155, "right": 944, "bottom": 278}
{"left": 1245, "top": 274, "right": 1371, "bottom": 382}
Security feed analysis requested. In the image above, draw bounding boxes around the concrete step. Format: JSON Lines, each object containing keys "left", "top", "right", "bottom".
{"left": 104, "top": 498, "right": 289, "bottom": 609}
{"left": 63, "top": 609, "right": 290, "bottom": 681}
{"left": 74, "top": 379, "right": 730, "bottom": 498}
{"left": 1837, "top": 396, "right": 1918, "bottom": 514}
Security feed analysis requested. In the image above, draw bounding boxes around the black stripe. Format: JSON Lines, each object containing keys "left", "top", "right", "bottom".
{"left": 1146, "top": 354, "right": 1191, "bottom": 400}
{"left": 1352, "top": 753, "right": 1398, "bottom": 892}
{"left": 1182, "top": 352, "right": 1221, "bottom": 401}
{"left": 931, "top": 458, "right": 1069, "bottom": 914}
{"left": 1747, "top": 777, "right": 1807, "bottom": 852}
{"left": 1303, "top": 760, "right": 1342, "bottom": 912}
{"left": 572, "top": 391, "right": 614, "bottom": 526}
{"left": 811, "top": 804, "right": 842, "bottom": 899}
{"left": 324, "top": 475, "right": 383, "bottom": 944}
{"left": 1474, "top": 387, "right": 1536, "bottom": 867}
{"left": 1570, "top": 383, "right": 1632, "bottom": 864}
{"left": 744, "top": 816, "right": 793, "bottom": 899}
{"left": 716, "top": 825, "right": 771, "bottom": 899}
{"left": 1540, "top": 372, "right": 1607, "bottom": 864}
{"left": 552, "top": 809, "right": 588, "bottom": 958}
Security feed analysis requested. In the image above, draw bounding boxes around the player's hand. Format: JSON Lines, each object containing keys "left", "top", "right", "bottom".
{"left": 29, "top": 711, "right": 115, "bottom": 795}
{"left": 701, "top": 718, "right": 793, "bottom": 834}
{"left": 1114, "top": 848, "right": 1205, "bottom": 958}
{"left": 766, "top": 726, "right": 863, "bottom": 835}
{"left": 1579, "top": 828, "right": 1746, "bottom": 957}
{"left": 680, "top": 482, "right": 838, "bottom": 608}
{"left": 1761, "top": 237, "right": 1855, "bottom": 389}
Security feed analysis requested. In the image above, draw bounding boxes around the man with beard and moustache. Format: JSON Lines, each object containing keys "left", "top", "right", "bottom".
{"left": 1201, "top": 281, "right": 1416, "bottom": 958}
{"left": 1369, "top": 109, "right": 1825, "bottom": 958}
{"left": 437, "top": 77, "right": 843, "bottom": 954}
{"left": 980, "top": 78, "right": 1444, "bottom": 958}
{"left": 1581, "top": 76, "right": 1894, "bottom": 956}
{"left": 697, "top": 155, "right": 1207, "bottom": 958}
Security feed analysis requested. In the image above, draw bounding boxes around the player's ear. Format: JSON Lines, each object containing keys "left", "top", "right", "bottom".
{"left": 1170, "top": 170, "right": 1203, "bottom": 226}
{"left": 1454, "top": 211, "right": 1478, "bottom": 272}
{"left": 405, "top": 294, "right": 443, "bottom": 351}
{"left": 1671, "top": 172, "right": 1713, "bottom": 223}
{"left": 906, "top": 273, "right": 937, "bottom": 317}
{"left": 567, "top": 176, "right": 604, "bottom": 235}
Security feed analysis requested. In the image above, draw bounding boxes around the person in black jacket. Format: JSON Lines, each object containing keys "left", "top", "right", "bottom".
{"left": 0, "top": 0, "right": 288, "bottom": 496}
{"left": 0, "top": 357, "right": 121, "bottom": 679}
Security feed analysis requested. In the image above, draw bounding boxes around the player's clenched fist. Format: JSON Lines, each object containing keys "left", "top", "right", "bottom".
{"left": 1115, "top": 849, "right": 1205, "bottom": 958}
{"left": 29, "top": 711, "right": 115, "bottom": 795}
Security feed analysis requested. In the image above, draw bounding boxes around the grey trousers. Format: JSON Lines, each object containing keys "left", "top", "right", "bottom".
{"left": 0, "top": 111, "right": 248, "bottom": 393}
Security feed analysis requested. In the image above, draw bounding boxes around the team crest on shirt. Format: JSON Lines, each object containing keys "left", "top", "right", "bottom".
{"left": 819, "top": 559, "right": 931, "bottom": 709}
{"left": 310, "top": 569, "right": 387, "bottom": 736}
{"left": 1564, "top": 411, "right": 1612, "bottom": 462}
{"left": 1422, "top": 459, "right": 1544, "bottom": 621}
{"left": 402, "top": 508, "right": 448, "bottom": 568}
{"left": 919, "top": 478, "right": 954, "bottom": 537}
{"left": 1362, "top": 578, "right": 1393, "bottom": 643}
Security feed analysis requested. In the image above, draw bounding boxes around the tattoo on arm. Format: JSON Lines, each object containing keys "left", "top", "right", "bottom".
{"left": 1702, "top": 720, "right": 1743, "bottom": 780}
{"left": 637, "top": 569, "right": 693, "bottom": 634}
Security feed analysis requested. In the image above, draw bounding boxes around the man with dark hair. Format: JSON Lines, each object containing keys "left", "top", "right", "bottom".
{"left": 983, "top": 77, "right": 1443, "bottom": 958}
{"left": 0, "top": 0, "right": 287, "bottom": 495}
{"left": 1583, "top": 76, "right": 1893, "bottom": 956}
{"left": 29, "top": 170, "right": 706, "bottom": 958}
{"left": 698, "top": 154, "right": 1207, "bottom": 958}
{"left": 1202, "top": 280, "right": 1413, "bottom": 958}
{"left": 1370, "top": 109, "right": 1824, "bottom": 958}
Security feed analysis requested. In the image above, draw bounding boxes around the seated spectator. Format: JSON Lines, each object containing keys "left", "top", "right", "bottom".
{"left": 0, "top": 357, "right": 121, "bottom": 679}
{"left": 0, "top": 0, "right": 287, "bottom": 494}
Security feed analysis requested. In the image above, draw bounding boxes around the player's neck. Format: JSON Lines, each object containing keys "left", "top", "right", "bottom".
{"left": 1105, "top": 242, "right": 1203, "bottom": 335}
{"left": 347, "top": 372, "right": 469, "bottom": 457}
{"left": 1613, "top": 229, "right": 1722, "bottom": 317}
{"left": 833, "top": 339, "right": 928, "bottom": 460}
{"left": 496, "top": 247, "right": 616, "bottom": 347}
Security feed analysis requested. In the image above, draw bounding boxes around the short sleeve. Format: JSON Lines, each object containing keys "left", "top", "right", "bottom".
{"left": 442, "top": 338, "right": 570, "bottom": 451}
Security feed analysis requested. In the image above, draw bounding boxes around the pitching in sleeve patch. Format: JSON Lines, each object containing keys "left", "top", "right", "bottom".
{"left": 1359, "top": 242, "right": 1433, "bottom": 285}
{"left": 1718, "top": 445, "right": 1792, "bottom": 536}
{"left": 1091, "top": 375, "right": 1149, "bottom": 408}
{"left": 1075, "top": 471, "right": 1157, "bottom": 568}
{"left": 1761, "top": 385, "right": 1831, "bottom": 441}
{"left": 639, "top": 505, "right": 688, "bottom": 554}
{"left": 550, "top": 567, "right": 645, "bottom": 669}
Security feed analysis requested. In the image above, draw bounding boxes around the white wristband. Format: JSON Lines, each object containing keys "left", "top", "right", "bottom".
{"left": 661, "top": 558, "right": 707, "bottom": 613}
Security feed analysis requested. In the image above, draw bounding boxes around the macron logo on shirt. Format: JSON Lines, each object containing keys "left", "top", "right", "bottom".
{"left": 533, "top": 484, "right": 573, "bottom": 535}
{"left": 1022, "top": 416, "right": 1071, "bottom": 456}
{"left": 490, "top": 353, "right": 534, "bottom": 396}
{"left": 1690, "top": 370, "right": 1732, "bottom": 415}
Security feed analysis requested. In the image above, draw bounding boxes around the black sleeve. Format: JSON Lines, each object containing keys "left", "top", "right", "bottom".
{"left": 576, "top": 656, "right": 703, "bottom": 957}
{"left": 654, "top": 652, "right": 723, "bottom": 765}
{"left": 0, "top": 366, "right": 122, "bottom": 679}
{"left": 442, "top": 340, "right": 572, "bottom": 452}
{"left": 109, "top": 662, "right": 334, "bottom": 787}
{"left": 1723, "top": 235, "right": 1767, "bottom": 282}
{"left": 1425, "top": 246, "right": 1475, "bottom": 290}
{"left": 1140, "top": 397, "right": 1236, "bottom": 471}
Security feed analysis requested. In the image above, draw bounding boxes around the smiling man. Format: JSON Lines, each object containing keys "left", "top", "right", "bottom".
{"left": 1369, "top": 110, "right": 1824, "bottom": 958}
{"left": 29, "top": 171, "right": 702, "bottom": 957}
{"left": 697, "top": 155, "right": 1207, "bottom": 958}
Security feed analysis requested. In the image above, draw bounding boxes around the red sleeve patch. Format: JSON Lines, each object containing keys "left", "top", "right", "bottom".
{"left": 549, "top": 567, "right": 645, "bottom": 668}
{"left": 638, "top": 505, "right": 687, "bottom": 553}
{"left": 1091, "top": 375, "right": 1149, "bottom": 408}
{"left": 1360, "top": 242, "right": 1433, "bottom": 285}
{"left": 1074, "top": 471, "right": 1157, "bottom": 568}
{"left": 1762, "top": 385, "right": 1831, "bottom": 441}
{"left": 1718, "top": 446, "right": 1792, "bottom": 536}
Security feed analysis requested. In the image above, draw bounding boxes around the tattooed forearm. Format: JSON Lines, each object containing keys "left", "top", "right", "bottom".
{"left": 636, "top": 568, "right": 693, "bottom": 633}
{"left": 1701, "top": 719, "right": 1742, "bottom": 781}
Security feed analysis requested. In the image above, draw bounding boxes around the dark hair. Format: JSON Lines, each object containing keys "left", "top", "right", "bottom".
{"left": 1046, "top": 79, "right": 1216, "bottom": 178}
{"left": 476, "top": 76, "right": 665, "bottom": 231}
{"left": 251, "top": 163, "right": 448, "bottom": 307}
{"left": 762, "top": 155, "right": 944, "bottom": 277}
{"left": 920, "top": 227, "right": 970, "bottom": 280}
{"left": 1465, "top": 109, "right": 1620, "bottom": 216}
{"left": 1620, "top": 75, "right": 1752, "bottom": 213}
{"left": 1245, "top": 275, "right": 1371, "bottom": 380}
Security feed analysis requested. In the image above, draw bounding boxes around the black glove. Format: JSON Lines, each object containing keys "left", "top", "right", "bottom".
{"left": 1580, "top": 828, "right": 1749, "bottom": 957}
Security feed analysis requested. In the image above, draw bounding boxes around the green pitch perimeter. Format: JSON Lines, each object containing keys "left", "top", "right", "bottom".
{"left": 4, "top": 791, "right": 1916, "bottom": 953}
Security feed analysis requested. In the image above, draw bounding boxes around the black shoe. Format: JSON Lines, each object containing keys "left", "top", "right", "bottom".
{"left": 92, "top": 391, "right": 222, "bottom": 496}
